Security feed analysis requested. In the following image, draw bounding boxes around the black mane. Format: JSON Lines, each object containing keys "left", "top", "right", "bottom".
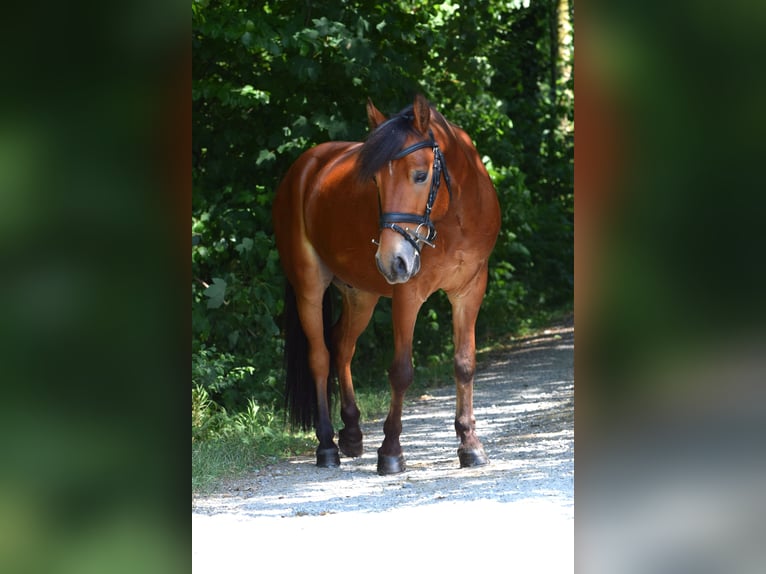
{"left": 356, "top": 105, "right": 419, "bottom": 181}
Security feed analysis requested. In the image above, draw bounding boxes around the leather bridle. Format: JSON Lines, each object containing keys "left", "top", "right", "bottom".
{"left": 373, "top": 129, "right": 452, "bottom": 253}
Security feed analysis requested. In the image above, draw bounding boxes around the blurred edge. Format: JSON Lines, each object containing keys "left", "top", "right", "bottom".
{"left": 0, "top": 2, "right": 189, "bottom": 572}
{"left": 577, "top": 1, "right": 766, "bottom": 573}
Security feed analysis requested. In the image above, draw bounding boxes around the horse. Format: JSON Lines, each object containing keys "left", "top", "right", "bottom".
{"left": 272, "top": 94, "right": 501, "bottom": 475}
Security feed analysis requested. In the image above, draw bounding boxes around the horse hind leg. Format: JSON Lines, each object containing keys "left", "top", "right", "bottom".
{"left": 291, "top": 280, "right": 340, "bottom": 468}
{"left": 332, "top": 284, "right": 379, "bottom": 458}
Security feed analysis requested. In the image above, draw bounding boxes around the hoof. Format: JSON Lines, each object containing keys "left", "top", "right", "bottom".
{"left": 458, "top": 446, "right": 489, "bottom": 468}
{"left": 316, "top": 447, "right": 341, "bottom": 468}
{"left": 377, "top": 451, "right": 406, "bottom": 475}
{"left": 338, "top": 428, "right": 363, "bottom": 458}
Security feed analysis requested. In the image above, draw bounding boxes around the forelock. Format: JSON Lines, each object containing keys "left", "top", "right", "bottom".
{"left": 356, "top": 106, "right": 418, "bottom": 181}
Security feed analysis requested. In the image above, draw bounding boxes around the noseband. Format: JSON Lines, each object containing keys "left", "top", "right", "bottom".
{"left": 373, "top": 129, "right": 452, "bottom": 253}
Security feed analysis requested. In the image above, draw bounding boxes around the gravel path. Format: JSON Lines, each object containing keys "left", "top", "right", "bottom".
{"left": 193, "top": 319, "right": 573, "bottom": 573}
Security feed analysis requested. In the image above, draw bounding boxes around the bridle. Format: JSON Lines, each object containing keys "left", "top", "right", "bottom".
{"left": 372, "top": 129, "right": 452, "bottom": 253}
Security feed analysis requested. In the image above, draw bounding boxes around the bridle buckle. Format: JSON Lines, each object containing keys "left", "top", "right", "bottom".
{"left": 413, "top": 223, "right": 436, "bottom": 248}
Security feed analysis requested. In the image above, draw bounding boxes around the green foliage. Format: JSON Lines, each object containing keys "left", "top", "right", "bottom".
{"left": 192, "top": 0, "right": 573, "bottom": 429}
{"left": 192, "top": 385, "right": 315, "bottom": 493}
{"left": 193, "top": 385, "right": 278, "bottom": 443}
{"left": 191, "top": 377, "right": 315, "bottom": 488}
{"left": 192, "top": 342, "right": 283, "bottom": 413}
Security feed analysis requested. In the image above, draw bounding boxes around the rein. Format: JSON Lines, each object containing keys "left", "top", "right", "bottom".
{"left": 374, "top": 129, "right": 452, "bottom": 253}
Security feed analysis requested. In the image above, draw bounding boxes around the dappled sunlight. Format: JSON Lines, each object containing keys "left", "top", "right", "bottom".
{"left": 194, "top": 325, "right": 574, "bottom": 521}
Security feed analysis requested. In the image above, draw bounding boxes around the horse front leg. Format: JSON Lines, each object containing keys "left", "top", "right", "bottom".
{"left": 449, "top": 269, "right": 490, "bottom": 468}
{"left": 377, "top": 293, "right": 421, "bottom": 475}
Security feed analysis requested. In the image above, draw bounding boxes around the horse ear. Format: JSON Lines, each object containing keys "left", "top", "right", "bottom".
{"left": 412, "top": 93, "right": 431, "bottom": 134}
{"left": 366, "top": 98, "right": 387, "bottom": 130}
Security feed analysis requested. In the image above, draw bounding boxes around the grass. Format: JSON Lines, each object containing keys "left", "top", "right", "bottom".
{"left": 192, "top": 434, "right": 313, "bottom": 495}
{"left": 191, "top": 384, "right": 393, "bottom": 496}
{"left": 192, "top": 386, "right": 314, "bottom": 495}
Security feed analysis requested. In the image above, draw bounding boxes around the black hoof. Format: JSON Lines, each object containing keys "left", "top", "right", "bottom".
{"left": 316, "top": 447, "right": 341, "bottom": 468}
{"left": 377, "top": 451, "right": 406, "bottom": 475}
{"left": 338, "top": 429, "right": 363, "bottom": 458}
{"left": 458, "top": 447, "right": 489, "bottom": 468}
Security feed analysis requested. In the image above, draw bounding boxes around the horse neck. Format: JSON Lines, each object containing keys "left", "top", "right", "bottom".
{"left": 439, "top": 125, "right": 494, "bottom": 218}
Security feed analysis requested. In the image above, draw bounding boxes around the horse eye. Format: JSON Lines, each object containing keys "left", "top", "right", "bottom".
{"left": 413, "top": 171, "right": 428, "bottom": 184}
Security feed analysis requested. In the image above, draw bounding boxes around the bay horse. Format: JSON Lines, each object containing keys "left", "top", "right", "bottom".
{"left": 272, "top": 94, "right": 500, "bottom": 474}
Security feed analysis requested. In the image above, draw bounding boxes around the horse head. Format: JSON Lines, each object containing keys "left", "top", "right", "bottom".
{"left": 358, "top": 94, "right": 452, "bottom": 284}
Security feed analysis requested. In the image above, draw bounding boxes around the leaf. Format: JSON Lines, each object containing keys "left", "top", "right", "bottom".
{"left": 238, "top": 85, "right": 270, "bottom": 104}
{"left": 256, "top": 149, "right": 275, "bottom": 166}
{"left": 234, "top": 237, "right": 253, "bottom": 254}
{"left": 204, "top": 277, "right": 227, "bottom": 309}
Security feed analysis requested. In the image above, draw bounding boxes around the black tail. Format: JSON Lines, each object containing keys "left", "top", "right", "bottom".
{"left": 283, "top": 282, "right": 335, "bottom": 431}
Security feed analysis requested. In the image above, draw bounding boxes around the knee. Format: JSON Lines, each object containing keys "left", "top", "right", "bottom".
{"left": 388, "top": 356, "right": 414, "bottom": 389}
{"left": 454, "top": 352, "right": 475, "bottom": 384}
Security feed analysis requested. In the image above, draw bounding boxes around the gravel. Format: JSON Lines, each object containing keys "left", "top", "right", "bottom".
{"left": 193, "top": 319, "right": 573, "bottom": 573}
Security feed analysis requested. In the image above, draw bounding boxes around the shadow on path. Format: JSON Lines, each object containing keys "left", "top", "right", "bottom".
{"left": 193, "top": 321, "right": 574, "bottom": 519}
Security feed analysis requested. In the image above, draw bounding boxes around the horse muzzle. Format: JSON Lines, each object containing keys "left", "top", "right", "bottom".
{"left": 375, "top": 240, "right": 421, "bottom": 284}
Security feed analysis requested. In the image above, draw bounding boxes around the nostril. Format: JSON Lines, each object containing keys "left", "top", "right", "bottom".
{"left": 394, "top": 256, "right": 407, "bottom": 276}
